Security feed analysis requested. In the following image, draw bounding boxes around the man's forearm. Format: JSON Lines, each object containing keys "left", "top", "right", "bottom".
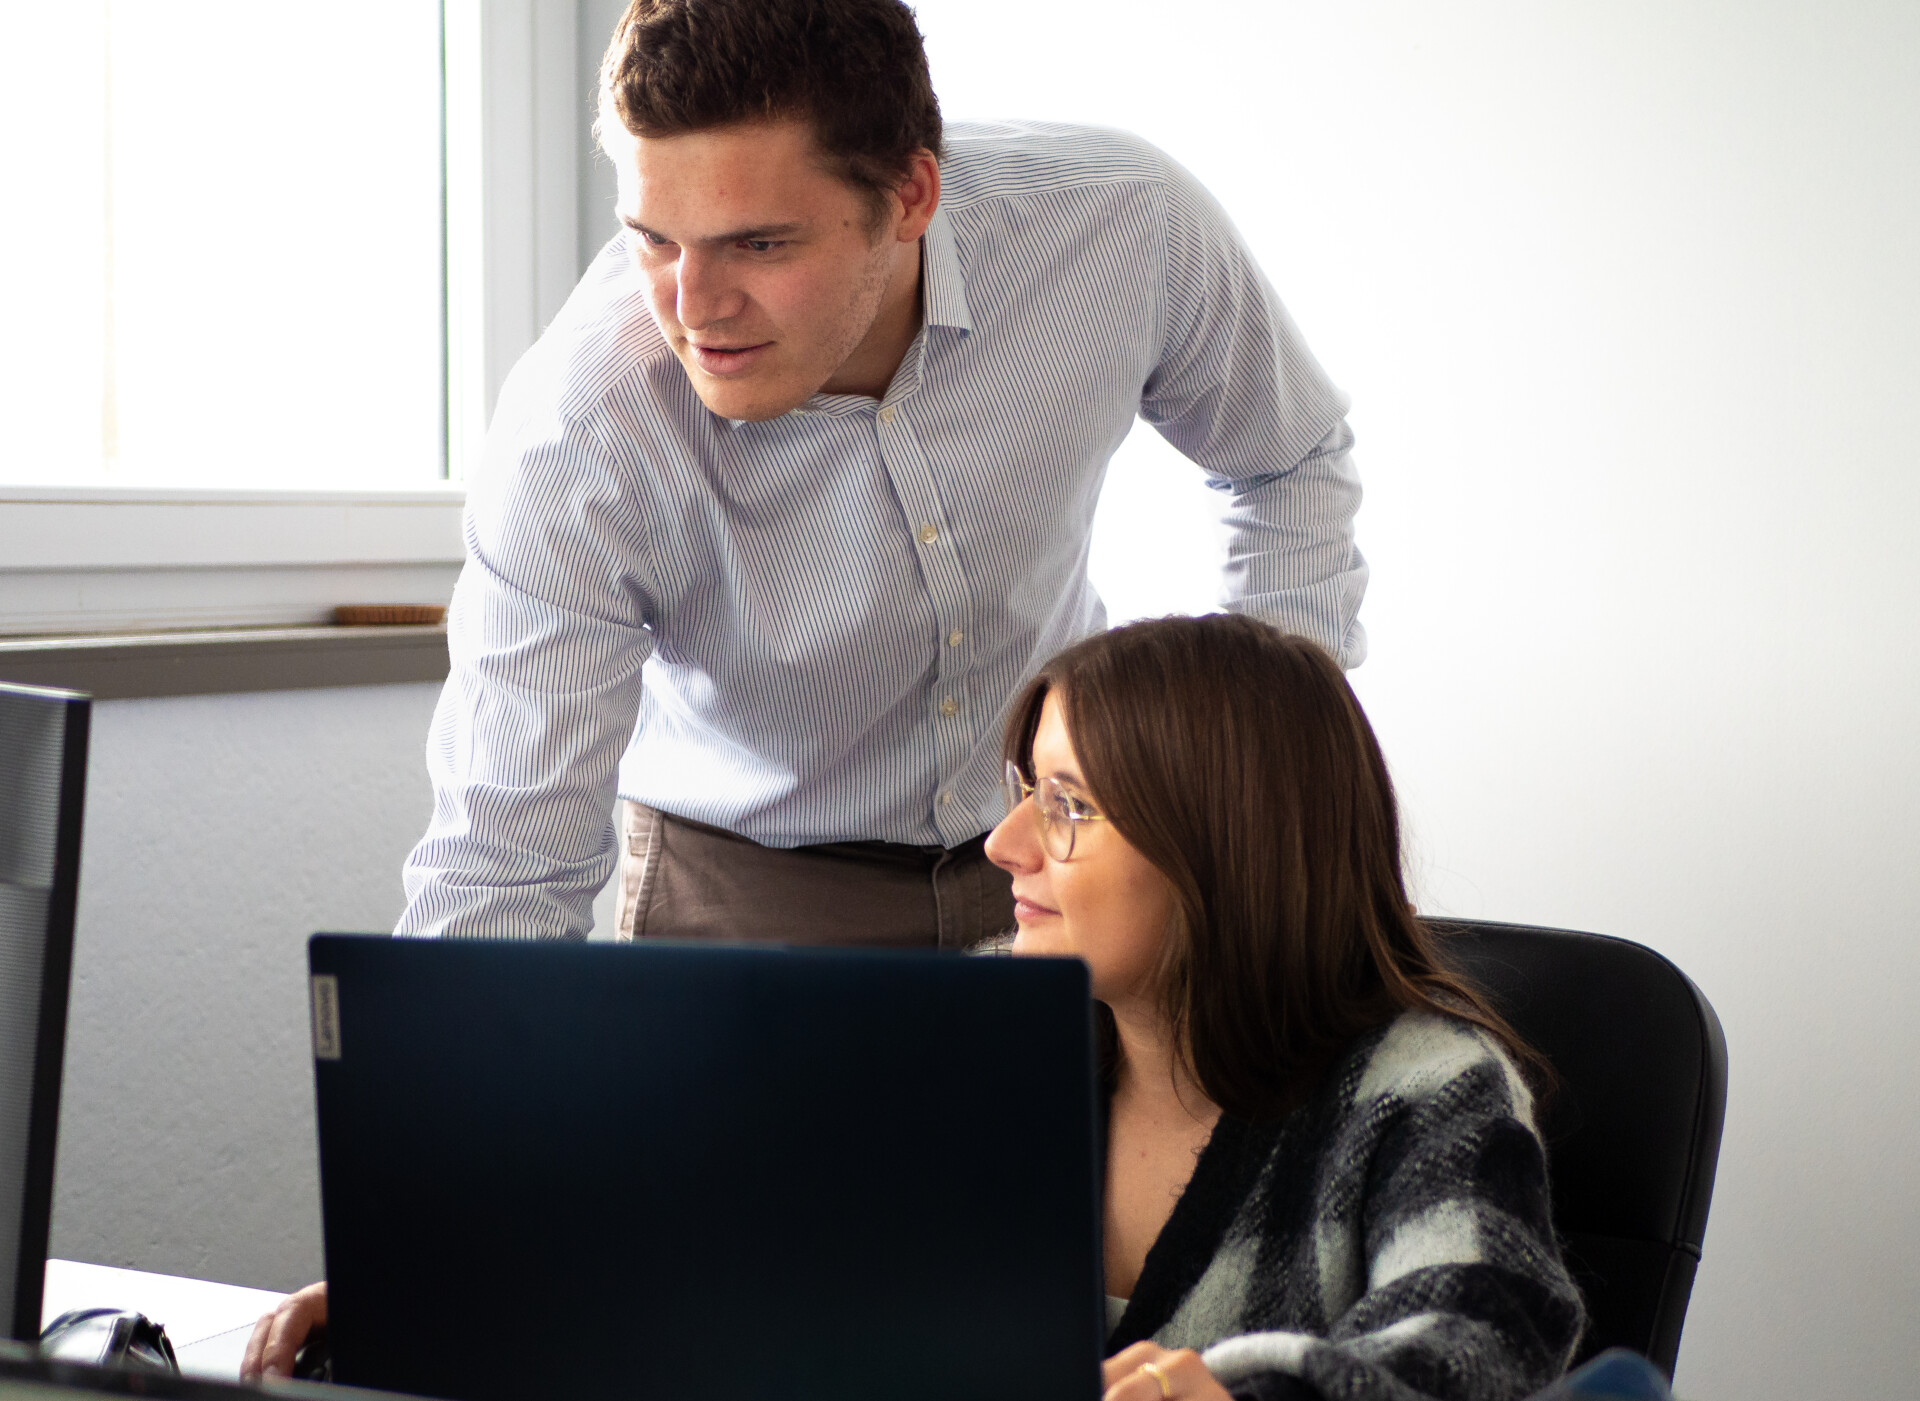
{"left": 397, "top": 795, "right": 621, "bottom": 940}
{"left": 1218, "top": 420, "right": 1368, "bottom": 669}
{"left": 395, "top": 682, "right": 630, "bottom": 941}
{"left": 394, "top": 556, "right": 650, "bottom": 940}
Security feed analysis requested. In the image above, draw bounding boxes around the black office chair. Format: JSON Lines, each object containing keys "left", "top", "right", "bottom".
{"left": 0, "top": 682, "right": 91, "bottom": 1344}
{"left": 1430, "top": 919, "right": 1727, "bottom": 1378}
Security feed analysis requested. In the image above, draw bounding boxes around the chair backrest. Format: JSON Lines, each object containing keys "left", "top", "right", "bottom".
{"left": 0, "top": 683, "right": 90, "bottom": 1342}
{"left": 1430, "top": 919, "right": 1727, "bottom": 1377}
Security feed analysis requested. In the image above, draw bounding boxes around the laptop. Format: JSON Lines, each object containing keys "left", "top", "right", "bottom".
{"left": 308, "top": 936, "right": 1104, "bottom": 1401}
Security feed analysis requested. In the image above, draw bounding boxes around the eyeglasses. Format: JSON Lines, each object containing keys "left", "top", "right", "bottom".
{"left": 1002, "top": 759, "right": 1109, "bottom": 862}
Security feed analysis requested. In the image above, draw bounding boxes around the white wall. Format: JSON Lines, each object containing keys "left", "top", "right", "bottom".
{"left": 46, "top": 681, "right": 621, "bottom": 1296}
{"left": 976, "top": 3, "right": 1917, "bottom": 1398}
{"left": 48, "top": 685, "right": 444, "bottom": 1291}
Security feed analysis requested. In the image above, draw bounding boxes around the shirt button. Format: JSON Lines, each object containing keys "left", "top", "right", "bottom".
{"left": 940, "top": 696, "right": 958, "bottom": 717}
{"left": 947, "top": 630, "right": 964, "bottom": 648}
{"left": 939, "top": 791, "right": 953, "bottom": 806}
{"left": 918, "top": 524, "right": 938, "bottom": 545}
{"left": 879, "top": 404, "right": 895, "bottom": 424}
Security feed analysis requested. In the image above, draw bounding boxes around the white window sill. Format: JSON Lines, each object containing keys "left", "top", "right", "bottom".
{"left": 0, "top": 486, "right": 467, "bottom": 638}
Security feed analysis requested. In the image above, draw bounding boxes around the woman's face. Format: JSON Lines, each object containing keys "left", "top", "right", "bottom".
{"left": 984, "top": 691, "right": 1179, "bottom": 1009}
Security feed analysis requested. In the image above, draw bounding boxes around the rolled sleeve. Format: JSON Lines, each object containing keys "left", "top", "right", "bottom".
{"left": 1141, "top": 155, "right": 1368, "bottom": 668}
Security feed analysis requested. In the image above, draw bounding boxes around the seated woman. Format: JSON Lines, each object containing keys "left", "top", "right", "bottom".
{"left": 983, "top": 613, "right": 1584, "bottom": 1401}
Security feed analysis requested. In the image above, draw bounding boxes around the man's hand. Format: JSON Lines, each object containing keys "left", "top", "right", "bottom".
{"left": 240, "top": 1280, "right": 327, "bottom": 1381}
{"left": 1103, "top": 1342, "right": 1234, "bottom": 1401}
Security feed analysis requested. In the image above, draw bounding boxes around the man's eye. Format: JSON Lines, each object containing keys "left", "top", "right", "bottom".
{"left": 742, "top": 240, "right": 780, "bottom": 253}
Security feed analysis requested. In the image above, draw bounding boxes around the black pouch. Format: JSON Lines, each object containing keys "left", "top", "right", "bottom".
{"left": 39, "top": 1309, "right": 179, "bottom": 1374}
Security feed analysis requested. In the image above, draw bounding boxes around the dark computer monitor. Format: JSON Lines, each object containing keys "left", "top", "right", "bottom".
{"left": 0, "top": 683, "right": 90, "bottom": 1343}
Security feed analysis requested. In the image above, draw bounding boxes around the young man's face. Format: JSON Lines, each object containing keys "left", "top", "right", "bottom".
{"left": 604, "top": 115, "right": 931, "bottom": 421}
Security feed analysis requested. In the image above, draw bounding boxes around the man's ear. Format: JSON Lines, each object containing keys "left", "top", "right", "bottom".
{"left": 890, "top": 148, "right": 941, "bottom": 243}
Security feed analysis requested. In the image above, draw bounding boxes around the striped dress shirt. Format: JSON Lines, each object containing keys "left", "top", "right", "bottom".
{"left": 400, "top": 121, "right": 1367, "bottom": 940}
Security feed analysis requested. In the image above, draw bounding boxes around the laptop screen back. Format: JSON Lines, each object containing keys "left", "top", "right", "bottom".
{"left": 309, "top": 936, "right": 1103, "bottom": 1401}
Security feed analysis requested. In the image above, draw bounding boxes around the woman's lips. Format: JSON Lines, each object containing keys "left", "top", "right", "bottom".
{"left": 1013, "top": 897, "right": 1058, "bottom": 922}
{"left": 689, "top": 341, "right": 772, "bottom": 376}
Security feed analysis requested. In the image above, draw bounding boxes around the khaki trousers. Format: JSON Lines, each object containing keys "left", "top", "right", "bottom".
{"left": 613, "top": 801, "right": 1016, "bottom": 951}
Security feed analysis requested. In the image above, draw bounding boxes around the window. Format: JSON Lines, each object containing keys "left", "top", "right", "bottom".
{"left": 0, "top": 2, "right": 446, "bottom": 491}
{"left": 0, "top": 1, "right": 599, "bottom": 637}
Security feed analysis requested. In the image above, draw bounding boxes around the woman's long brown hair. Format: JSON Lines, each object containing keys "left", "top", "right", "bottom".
{"left": 1005, "top": 614, "right": 1542, "bottom": 1121}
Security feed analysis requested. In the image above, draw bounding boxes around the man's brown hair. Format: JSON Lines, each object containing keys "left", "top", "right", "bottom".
{"left": 599, "top": 0, "right": 944, "bottom": 217}
{"left": 1004, "top": 614, "right": 1543, "bottom": 1122}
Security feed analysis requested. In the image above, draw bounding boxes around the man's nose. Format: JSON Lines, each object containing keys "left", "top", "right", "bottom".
{"left": 675, "top": 251, "right": 742, "bottom": 330}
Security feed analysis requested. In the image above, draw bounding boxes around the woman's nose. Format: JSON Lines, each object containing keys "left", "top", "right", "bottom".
{"left": 984, "top": 803, "right": 1042, "bottom": 874}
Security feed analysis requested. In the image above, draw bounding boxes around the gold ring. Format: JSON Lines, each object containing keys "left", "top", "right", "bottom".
{"left": 1140, "top": 1360, "right": 1172, "bottom": 1399}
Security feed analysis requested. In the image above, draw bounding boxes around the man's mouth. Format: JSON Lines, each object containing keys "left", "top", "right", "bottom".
{"left": 688, "top": 341, "right": 772, "bottom": 376}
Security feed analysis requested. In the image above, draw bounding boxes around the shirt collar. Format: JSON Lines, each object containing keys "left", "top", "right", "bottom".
{"left": 921, "top": 206, "right": 973, "bottom": 335}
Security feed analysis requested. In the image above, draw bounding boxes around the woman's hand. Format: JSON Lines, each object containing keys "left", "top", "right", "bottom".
{"left": 239, "top": 1280, "right": 327, "bottom": 1381}
{"left": 1103, "top": 1342, "right": 1234, "bottom": 1401}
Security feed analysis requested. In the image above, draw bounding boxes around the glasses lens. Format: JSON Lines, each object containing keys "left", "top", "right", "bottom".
{"left": 1008, "top": 764, "right": 1079, "bottom": 861}
{"left": 1042, "top": 819, "right": 1073, "bottom": 862}
{"left": 1036, "top": 779, "right": 1075, "bottom": 862}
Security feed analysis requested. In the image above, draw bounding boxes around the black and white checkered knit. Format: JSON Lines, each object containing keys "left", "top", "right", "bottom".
{"left": 1109, "top": 1011, "right": 1586, "bottom": 1401}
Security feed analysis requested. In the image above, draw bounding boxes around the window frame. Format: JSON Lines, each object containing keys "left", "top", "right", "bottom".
{"left": 0, "top": 0, "right": 608, "bottom": 640}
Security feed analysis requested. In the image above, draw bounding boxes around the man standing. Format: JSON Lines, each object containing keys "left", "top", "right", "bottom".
{"left": 396, "top": 0, "right": 1366, "bottom": 949}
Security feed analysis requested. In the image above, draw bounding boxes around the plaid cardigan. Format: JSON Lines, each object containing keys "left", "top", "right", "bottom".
{"left": 1109, "top": 1011, "right": 1586, "bottom": 1401}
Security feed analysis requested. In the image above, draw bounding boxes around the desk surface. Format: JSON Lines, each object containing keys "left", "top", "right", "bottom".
{"left": 40, "top": 1260, "right": 287, "bottom": 1381}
